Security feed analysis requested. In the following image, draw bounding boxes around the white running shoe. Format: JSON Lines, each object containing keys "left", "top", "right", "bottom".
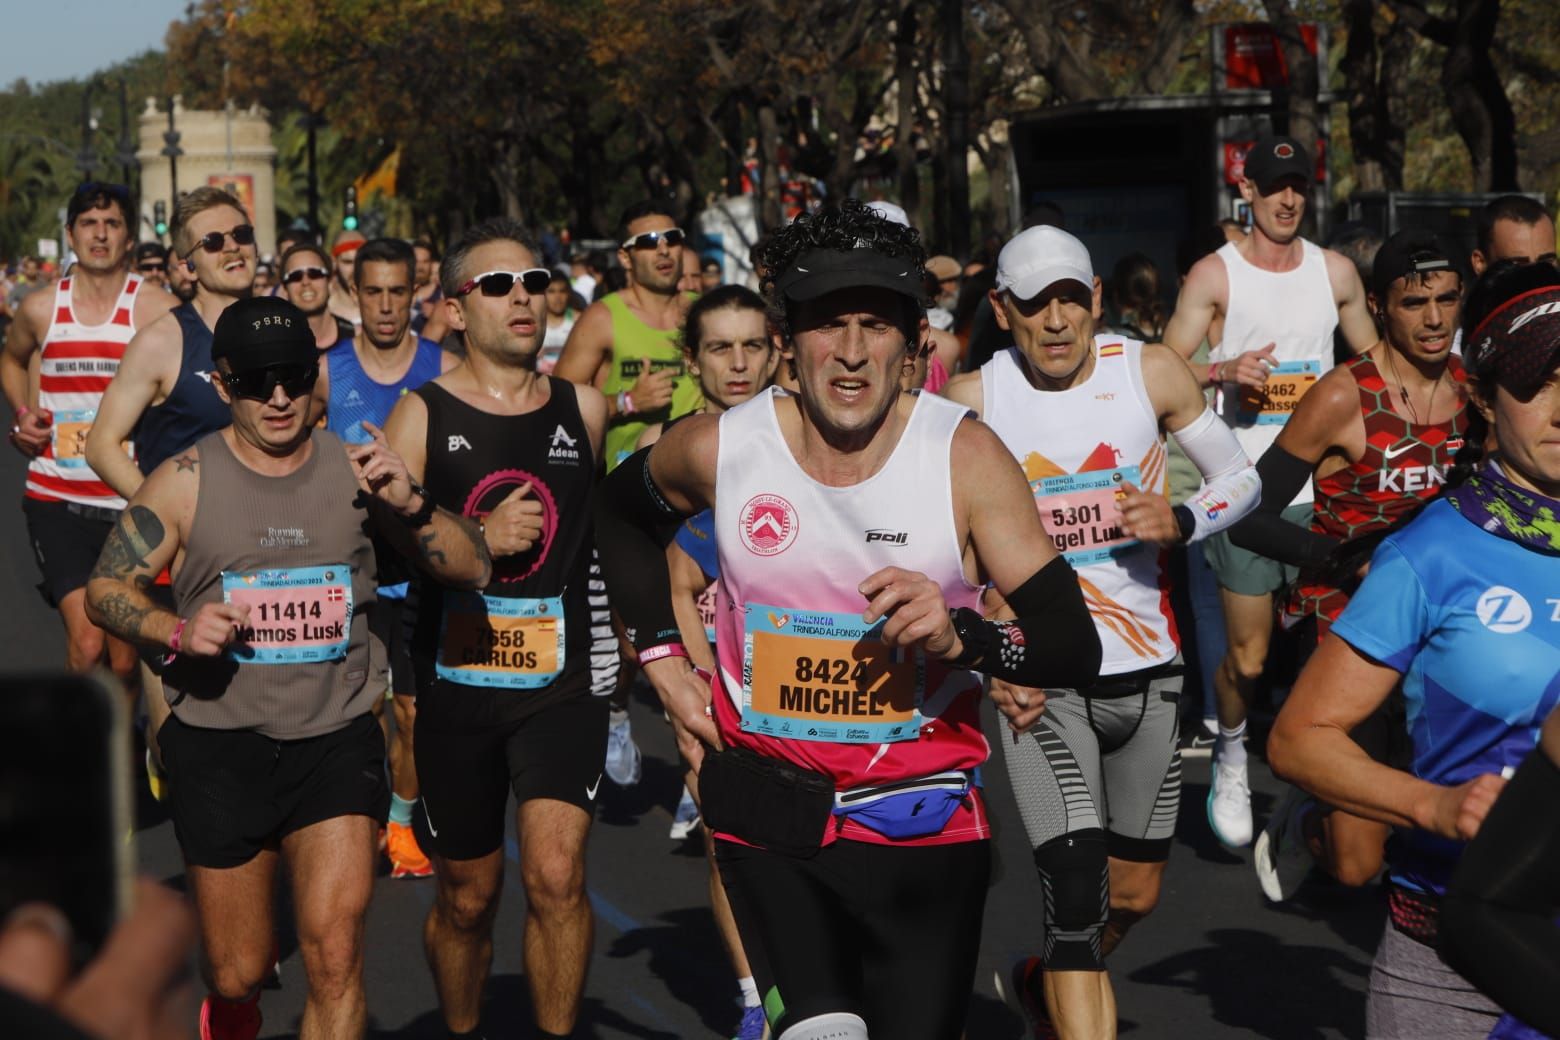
{"left": 1207, "top": 758, "right": 1253, "bottom": 847}
{"left": 1254, "top": 784, "right": 1316, "bottom": 902}
{"left": 604, "top": 709, "right": 643, "bottom": 787}
{"left": 669, "top": 786, "right": 701, "bottom": 841}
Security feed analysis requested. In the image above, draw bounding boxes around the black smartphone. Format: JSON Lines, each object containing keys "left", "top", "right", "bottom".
{"left": 0, "top": 672, "right": 132, "bottom": 967}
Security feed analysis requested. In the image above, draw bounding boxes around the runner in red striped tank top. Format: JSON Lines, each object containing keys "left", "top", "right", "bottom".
{"left": 1228, "top": 229, "right": 1468, "bottom": 907}
{"left": 1, "top": 181, "right": 176, "bottom": 679}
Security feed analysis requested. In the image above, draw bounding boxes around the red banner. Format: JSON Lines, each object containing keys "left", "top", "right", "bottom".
{"left": 1224, "top": 23, "right": 1318, "bottom": 91}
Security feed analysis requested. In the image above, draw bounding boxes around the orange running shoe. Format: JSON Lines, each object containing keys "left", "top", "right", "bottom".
{"left": 199, "top": 993, "right": 261, "bottom": 1040}
{"left": 386, "top": 820, "right": 433, "bottom": 879}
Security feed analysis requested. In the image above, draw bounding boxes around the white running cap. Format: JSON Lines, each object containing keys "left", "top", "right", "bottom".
{"left": 866, "top": 200, "right": 910, "bottom": 227}
{"left": 995, "top": 225, "right": 1094, "bottom": 300}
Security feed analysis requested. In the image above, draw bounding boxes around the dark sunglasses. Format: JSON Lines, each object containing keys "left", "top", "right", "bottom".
{"left": 183, "top": 224, "right": 256, "bottom": 258}
{"left": 137, "top": 262, "right": 167, "bottom": 274}
{"left": 220, "top": 363, "right": 319, "bottom": 401}
{"left": 454, "top": 268, "right": 551, "bottom": 298}
{"left": 282, "top": 266, "right": 329, "bottom": 285}
{"left": 622, "top": 227, "right": 686, "bottom": 251}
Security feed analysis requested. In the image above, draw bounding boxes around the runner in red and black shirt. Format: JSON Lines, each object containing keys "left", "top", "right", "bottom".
{"left": 1229, "top": 229, "right": 1469, "bottom": 904}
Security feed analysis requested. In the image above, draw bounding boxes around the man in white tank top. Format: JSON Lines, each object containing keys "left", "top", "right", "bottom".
{"left": 595, "top": 198, "right": 1104, "bottom": 1040}
{"left": 0, "top": 181, "right": 176, "bottom": 683}
{"left": 1162, "top": 136, "right": 1377, "bottom": 849}
{"left": 944, "top": 225, "right": 1260, "bottom": 1039}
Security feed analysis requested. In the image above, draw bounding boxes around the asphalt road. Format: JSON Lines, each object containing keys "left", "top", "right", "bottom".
{"left": 0, "top": 445, "right": 1383, "bottom": 1039}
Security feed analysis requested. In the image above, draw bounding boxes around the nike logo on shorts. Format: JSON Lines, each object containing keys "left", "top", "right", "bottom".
{"left": 586, "top": 774, "right": 602, "bottom": 802}
{"left": 424, "top": 798, "right": 438, "bottom": 837}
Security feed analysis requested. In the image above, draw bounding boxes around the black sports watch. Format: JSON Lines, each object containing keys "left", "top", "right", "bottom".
{"left": 398, "top": 478, "right": 438, "bottom": 527}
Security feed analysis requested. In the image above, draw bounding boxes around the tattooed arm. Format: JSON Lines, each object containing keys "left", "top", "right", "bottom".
{"left": 353, "top": 404, "right": 492, "bottom": 590}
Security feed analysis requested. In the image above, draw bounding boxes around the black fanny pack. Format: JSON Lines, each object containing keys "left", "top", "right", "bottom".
{"left": 699, "top": 745, "right": 834, "bottom": 857}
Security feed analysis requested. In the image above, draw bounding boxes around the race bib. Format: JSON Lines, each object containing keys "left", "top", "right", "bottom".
{"left": 222, "top": 565, "right": 352, "bottom": 664}
{"left": 436, "top": 593, "right": 565, "bottom": 689}
{"left": 1033, "top": 465, "right": 1141, "bottom": 566}
{"left": 741, "top": 604, "right": 924, "bottom": 744}
{"left": 1237, "top": 359, "right": 1321, "bottom": 426}
{"left": 697, "top": 582, "right": 717, "bottom": 644}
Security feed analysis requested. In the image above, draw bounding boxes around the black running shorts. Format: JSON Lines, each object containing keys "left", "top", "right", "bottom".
{"left": 414, "top": 691, "right": 608, "bottom": 861}
{"left": 23, "top": 498, "right": 115, "bottom": 607}
{"left": 367, "top": 595, "right": 417, "bottom": 697}
{"left": 715, "top": 837, "right": 990, "bottom": 1039}
{"left": 160, "top": 712, "right": 389, "bottom": 869}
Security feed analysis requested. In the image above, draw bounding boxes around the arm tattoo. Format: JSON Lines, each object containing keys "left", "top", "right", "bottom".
{"left": 173, "top": 454, "right": 197, "bottom": 472}
{"left": 417, "top": 532, "right": 448, "bottom": 566}
{"left": 94, "top": 591, "right": 149, "bottom": 641}
{"left": 90, "top": 505, "right": 166, "bottom": 582}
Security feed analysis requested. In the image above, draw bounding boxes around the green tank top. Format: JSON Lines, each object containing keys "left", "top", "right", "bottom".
{"left": 600, "top": 292, "right": 704, "bottom": 468}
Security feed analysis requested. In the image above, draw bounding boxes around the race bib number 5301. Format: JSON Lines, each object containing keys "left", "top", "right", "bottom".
{"left": 1033, "top": 465, "right": 1141, "bottom": 566}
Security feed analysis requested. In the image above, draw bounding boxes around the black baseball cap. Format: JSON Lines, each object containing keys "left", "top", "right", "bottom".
{"left": 211, "top": 296, "right": 317, "bottom": 370}
{"left": 134, "top": 241, "right": 168, "bottom": 264}
{"left": 1243, "top": 136, "right": 1312, "bottom": 192}
{"left": 1370, "top": 230, "right": 1457, "bottom": 298}
{"left": 774, "top": 248, "right": 921, "bottom": 303}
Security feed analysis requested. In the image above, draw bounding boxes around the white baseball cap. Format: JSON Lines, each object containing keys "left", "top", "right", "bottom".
{"left": 995, "top": 225, "right": 1094, "bottom": 300}
{"left": 866, "top": 200, "right": 910, "bottom": 227}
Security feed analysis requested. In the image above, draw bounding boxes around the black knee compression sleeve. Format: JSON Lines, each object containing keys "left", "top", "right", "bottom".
{"left": 1033, "top": 828, "right": 1109, "bottom": 972}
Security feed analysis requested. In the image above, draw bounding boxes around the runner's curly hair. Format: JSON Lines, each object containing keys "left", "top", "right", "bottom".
{"left": 759, "top": 198, "right": 928, "bottom": 345}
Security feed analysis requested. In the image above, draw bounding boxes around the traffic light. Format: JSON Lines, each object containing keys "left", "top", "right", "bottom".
{"left": 342, "top": 186, "right": 358, "bottom": 231}
{"left": 153, "top": 200, "right": 168, "bottom": 238}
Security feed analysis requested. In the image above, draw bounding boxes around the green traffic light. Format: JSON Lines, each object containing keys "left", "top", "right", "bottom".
{"left": 343, "top": 215, "right": 359, "bottom": 231}
{"left": 154, "top": 222, "right": 168, "bottom": 236}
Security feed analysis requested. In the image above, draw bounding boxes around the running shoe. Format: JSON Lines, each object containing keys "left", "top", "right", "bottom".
{"left": 994, "top": 956, "right": 1058, "bottom": 1040}
{"left": 669, "top": 786, "right": 700, "bottom": 841}
{"left": 605, "top": 709, "right": 642, "bottom": 787}
{"left": 1177, "top": 725, "right": 1217, "bottom": 759}
{"left": 1207, "top": 758, "right": 1253, "bottom": 847}
{"left": 199, "top": 994, "right": 261, "bottom": 1040}
{"left": 1254, "top": 784, "right": 1316, "bottom": 902}
{"left": 732, "top": 1004, "right": 766, "bottom": 1040}
{"left": 146, "top": 747, "right": 169, "bottom": 802}
{"left": 386, "top": 820, "right": 434, "bottom": 879}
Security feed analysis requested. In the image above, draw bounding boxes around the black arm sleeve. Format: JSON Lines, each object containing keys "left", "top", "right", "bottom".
{"left": 1438, "top": 747, "right": 1560, "bottom": 1035}
{"left": 1226, "top": 444, "right": 1338, "bottom": 567}
{"left": 593, "top": 447, "right": 690, "bottom": 653}
{"left": 951, "top": 555, "right": 1102, "bottom": 688}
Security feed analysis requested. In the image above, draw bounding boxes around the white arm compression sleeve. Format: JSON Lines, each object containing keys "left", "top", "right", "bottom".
{"left": 1172, "top": 407, "right": 1262, "bottom": 543}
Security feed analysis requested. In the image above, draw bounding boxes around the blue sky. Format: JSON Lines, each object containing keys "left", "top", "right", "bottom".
{"left": 2, "top": 0, "right": 192, "bottom": 87}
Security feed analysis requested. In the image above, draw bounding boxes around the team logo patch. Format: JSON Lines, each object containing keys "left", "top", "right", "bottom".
{"left": 1274, "top": 143, "right": 1295, "bottom": 159}
{"left": 1476, "top": 585, "right": 1532, "bottom": 634}
{"left": 739, "top": 494, "right": 798, "bottom": 556}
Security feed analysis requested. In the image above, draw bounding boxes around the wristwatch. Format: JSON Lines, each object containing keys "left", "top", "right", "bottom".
{"left": 399, "top": 478, "right": 438, "bottom": 527}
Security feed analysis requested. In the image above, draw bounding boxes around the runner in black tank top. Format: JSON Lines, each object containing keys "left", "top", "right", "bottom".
{"left": 383, "top": 220, "right": 610, "bottom": 1040}
{"left": 410, "top": 376, "right": 596, "bottom": 714}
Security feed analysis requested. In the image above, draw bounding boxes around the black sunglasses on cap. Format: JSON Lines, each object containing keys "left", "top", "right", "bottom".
{"left": 454, "top": 268, "right": 551, "bottom": 298}
{"left": 282, "top": 266, "right": 329, "bottom": 285}
{"left": 74, "top": 181, "right": 132, "bottom": 203}
{"left": 183, "top": 224, "right": 256, "bottom": 258}
{"left": 220, "top": 363, "right": 319, "bottom": 401}
{"left": 621, "top": 227, "right": 686, "bottom": 251}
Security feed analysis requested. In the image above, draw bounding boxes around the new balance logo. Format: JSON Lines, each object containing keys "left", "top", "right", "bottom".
{"left": 549, "top": 423, "right": 581, "bottom": 464}
{"left": 448, "top": 435, "right": 473, "bottom": 452}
